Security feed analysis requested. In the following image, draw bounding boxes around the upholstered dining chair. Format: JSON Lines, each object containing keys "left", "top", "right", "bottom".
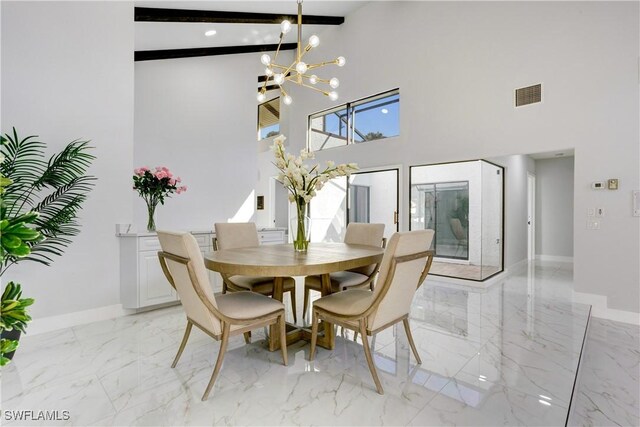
{"left": 214, "top": 222, "right": 297, "bottom": 323}
{"left": 309, "top": 229, "right": 435, "bottom": 395}
{"left": 157, "top": 230, "right": 288, "bottom": 401}
{"left": 302, "top": 222, "right": 385, "bottom": 320}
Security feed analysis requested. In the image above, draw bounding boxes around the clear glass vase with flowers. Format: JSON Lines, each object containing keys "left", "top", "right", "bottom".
{"left": 132, "top": 166, "right": 187, "bottom": 231}
{"left": 271, "top": 135, "right": 357, "bottom": 252}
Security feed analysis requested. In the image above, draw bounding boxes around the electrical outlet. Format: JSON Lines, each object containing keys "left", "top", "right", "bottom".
{"left": 595, "top": 207, "right": 605, "bottom": 217}
{"left": 587, "top": 219, "right": 600, "bottom": 230}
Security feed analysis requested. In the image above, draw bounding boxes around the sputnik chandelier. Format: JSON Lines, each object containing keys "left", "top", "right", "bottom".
{"left": 257, "top": 0, "right": 345, "bottom": 105}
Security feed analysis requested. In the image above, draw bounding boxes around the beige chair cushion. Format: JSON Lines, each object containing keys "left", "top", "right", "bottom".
{"left": 214, "top": 222, "right": 260, "bottom": 249}
{"left": 217, "top": 291, "right": 284, "bottom": 320}
{"left": 305, "top": 271, "right": 370, "bottom": 292}
{"left": 157, "top": 230, "right": 222, "bottom": 336}
{"left": 344, "top": 223, "right": 385, "bottom": 276}
{"left": 228, "top": 275, "right": 295, "bottom": 293}
{"left": 313, "top": 289, "right": 375, "bottom": 317}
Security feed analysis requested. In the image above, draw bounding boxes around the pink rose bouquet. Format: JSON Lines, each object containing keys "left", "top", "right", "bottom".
{"left": 132, "top": 166, "right": 187, "bottom": 231}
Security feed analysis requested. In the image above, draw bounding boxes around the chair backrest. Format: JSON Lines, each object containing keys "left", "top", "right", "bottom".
{"left": 214, "top": 222, "right": 260, "bottom": 250}
{"left": 367, "top": 229, "right": 435, "bottom": 331}
{"left": 344, "top": 222, "right": 385, "bottom": 276}
{"left": 157, "top": 230, "right": 222, "bottom": 336}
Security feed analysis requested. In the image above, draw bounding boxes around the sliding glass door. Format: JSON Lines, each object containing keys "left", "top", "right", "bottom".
{"left": 414, "top": 182, "right": 469, "bottom": 260}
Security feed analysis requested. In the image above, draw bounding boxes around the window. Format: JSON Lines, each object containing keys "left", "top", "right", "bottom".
{"left": 257, "top": 97, "right": 280, "bottom": 141}
{"left": 308, "top": 89, "right": 399, "bottom": 152}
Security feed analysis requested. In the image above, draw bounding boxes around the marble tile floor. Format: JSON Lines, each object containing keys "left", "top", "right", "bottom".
{"left": 1, "top": 261, "right": 633, "bottom": 426}
{"left": 568, "top": 318, "right": 639, "bottom": 427}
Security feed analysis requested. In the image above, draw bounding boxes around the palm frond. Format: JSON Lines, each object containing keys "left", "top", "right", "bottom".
{"left": 33, "top": 177, "right": 95, "bottom": 229}
{"left": 0, "top": 129, "right": 47, "bottom": 216}
{"left": 1, "top": 129, "right": 96, "bottom": 271}
{"left": 35, "top": 140, "right": 95, "bottom": 189}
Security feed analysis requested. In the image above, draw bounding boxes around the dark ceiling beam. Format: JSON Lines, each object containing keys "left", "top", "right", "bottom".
{"left": 135, "top": 7, "right": 344, "bottom": 25}
{"left": 135, "top": 42, "right": 297, "bottom": 62}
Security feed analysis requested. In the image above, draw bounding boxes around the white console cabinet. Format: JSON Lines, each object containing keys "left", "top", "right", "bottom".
{"left": 118, "top": 228, "right": 286, "bottom": 309}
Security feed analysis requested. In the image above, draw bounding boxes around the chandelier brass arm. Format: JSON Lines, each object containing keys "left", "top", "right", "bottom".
{"left": 257, "top": 0, "right": 345, "bottom": 105}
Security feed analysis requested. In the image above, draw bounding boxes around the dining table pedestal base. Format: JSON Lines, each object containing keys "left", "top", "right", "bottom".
{"left": 268, "top": 320, "right": 335, "bottom": 352}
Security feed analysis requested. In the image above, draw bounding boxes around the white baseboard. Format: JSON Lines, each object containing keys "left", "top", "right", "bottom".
{"left": 28, "top": 304, "right": 129, "bottom": 336}
{"left": 572, "top": 291, "right": 640, "bottom": 326}
{"left": 536, "top": 254, "right": 574, "bottom": 262}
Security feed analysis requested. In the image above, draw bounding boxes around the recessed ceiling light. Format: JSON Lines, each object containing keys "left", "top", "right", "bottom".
{"left": 205, "top": 30, "right": 217, "bottom": 37}
{"left": 381, "top": 108, "right": 388, "bottom": 114}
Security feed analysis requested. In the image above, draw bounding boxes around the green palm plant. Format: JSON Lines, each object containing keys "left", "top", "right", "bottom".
{"left": 0, "top": 128, "right": 96, "bottom": 364}
{"left": 0, "top": 128, "right": 96, "bottom": 275}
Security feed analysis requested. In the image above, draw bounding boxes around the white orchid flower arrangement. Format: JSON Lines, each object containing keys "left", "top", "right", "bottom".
{"left": 271, "top": 135, "right": 358, "bottom": 205}
{"left": 271, "top": 134, "right": 357, "bottom": 251}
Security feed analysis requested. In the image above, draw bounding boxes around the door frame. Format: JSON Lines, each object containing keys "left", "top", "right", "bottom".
{"left": 346, "top": 166, "right": 401, "bottom": 234}
{"left": 527, "top": 172, "right": 536, "bottom": 261}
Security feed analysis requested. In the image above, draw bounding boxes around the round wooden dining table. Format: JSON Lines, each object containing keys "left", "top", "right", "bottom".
{"left": 204, "top": 242, "right": 384, "bottom": 351}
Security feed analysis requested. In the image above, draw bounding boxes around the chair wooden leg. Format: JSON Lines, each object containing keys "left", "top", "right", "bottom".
{"left": 402, "top": 318, "right": 422, "bottom": 364}
{"left": 171, "top": 321, "right": 193, "bottom": 368}
{"left": 222, "top": 281, "right": 228, "bottom": 294}
{"left": 279, "top": 314, "right": 288, "bottom": 366}
{"left": 353, "top": 330, "right": 359, "bottom": 341}
{"left": 243, "top": 331, "right": 251, "bottom": 344}
{"left": 290, "top": 288, "right": 297, "bottom": 323}
{"left": 309, "top": 310, "right": 319, "bottom": 361}
{"left": 359, "top": 319, "right": 383, "bottom": 395}
{"left": 202, "top": 323, "right": 230, "bottom": 401}
{"left": 303, "top": 287, "right": 310, "bottom": 320}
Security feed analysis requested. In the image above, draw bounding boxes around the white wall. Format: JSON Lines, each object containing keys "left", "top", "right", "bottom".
{"left": 1, "top": 1, "right": 134, "bottom": 318}
{"left": 535, "top": 157, "right": 575, "bottom": 258}
{"left": 134, "top": 54, "right": 271, "bottom": 230}
{"left": 260, "top": 1, "right": 639, "bottom": 313}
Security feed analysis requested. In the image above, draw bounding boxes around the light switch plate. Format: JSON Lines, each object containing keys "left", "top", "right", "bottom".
{"left": 587, "top": 208, "right": 595, "bottom": 216}
{"left": 608, "top": 179, "right": 619, "bottom": 190}
{"left": 592, "top": 181, "right": 605, "bottom": 190}
{"left": 587, "top": 219, "right": 600, "bottom": 230}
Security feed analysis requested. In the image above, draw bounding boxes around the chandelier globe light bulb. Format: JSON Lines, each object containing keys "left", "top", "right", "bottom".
{"left": 281, "top": 20, "right": 292, "bottom": 34}
{"left": 295, "top": 62, "right": 308, "bottom": 74}
{"left": 256, "top": 1, "right": 344, "bottom": 104}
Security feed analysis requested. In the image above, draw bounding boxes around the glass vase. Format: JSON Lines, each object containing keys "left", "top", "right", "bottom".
{"left": 291, "top": 200, "right": 310, "bottom": 252}
{"left": 146, "top": 200, "right": 157, "bottom": 232}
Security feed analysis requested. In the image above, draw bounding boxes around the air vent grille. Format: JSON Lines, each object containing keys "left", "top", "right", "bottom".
{"left": 515, "top": 84, "right": 542, "bottom": 107}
